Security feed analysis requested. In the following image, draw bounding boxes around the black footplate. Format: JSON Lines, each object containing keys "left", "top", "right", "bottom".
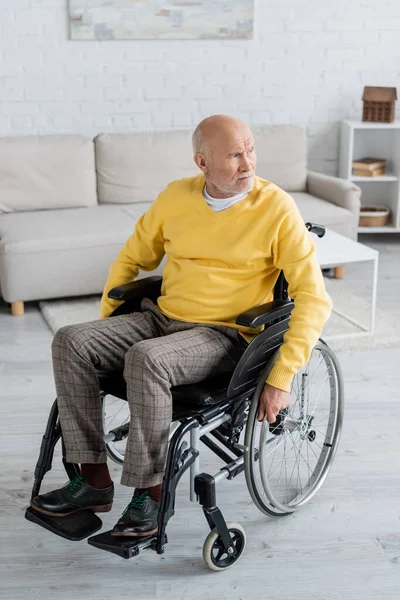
{"left": 25, "top": 506, "right": 102, "bottom": 541}
{"left": 88, "top": 530, "right": 160, "bottom": 559}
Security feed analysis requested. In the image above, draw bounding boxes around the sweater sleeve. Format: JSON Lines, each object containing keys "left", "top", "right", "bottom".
{"left": 266, "top": 207, "right": 332, "bottom": 392}
{"left": 100, "top": 194, "right": 166, "bottom": 319}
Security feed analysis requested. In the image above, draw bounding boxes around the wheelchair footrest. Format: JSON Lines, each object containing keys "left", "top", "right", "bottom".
{"left": 88, "top": 530, "right": 158, "bottom": 560}
{"left": 25, "top": 506, "right": 103, "bottom": 541}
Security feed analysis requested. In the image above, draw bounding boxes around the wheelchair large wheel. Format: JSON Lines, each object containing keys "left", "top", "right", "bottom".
{"left": 244, "top": 341, "right": 344, "bottom": 517}
{"left": 101, "top": 394, "right": 180, "bottom": 465}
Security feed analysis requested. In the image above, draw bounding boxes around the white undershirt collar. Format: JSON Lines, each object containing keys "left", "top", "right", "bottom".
{"left": 203, "top": 186, "right": 249, "bottom": 212}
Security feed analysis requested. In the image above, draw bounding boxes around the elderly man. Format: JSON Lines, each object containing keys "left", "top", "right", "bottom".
{"left": 31, "top": 115, "right": 332, "bottom": 536}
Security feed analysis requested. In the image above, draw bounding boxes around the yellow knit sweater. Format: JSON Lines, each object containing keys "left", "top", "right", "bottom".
{"left": 101, "top": 174, "right": 332, "bottom": 391}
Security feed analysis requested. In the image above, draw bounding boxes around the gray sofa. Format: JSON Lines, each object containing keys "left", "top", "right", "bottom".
{"left": 0, "top": 125, "right": 361, "bottom": 316}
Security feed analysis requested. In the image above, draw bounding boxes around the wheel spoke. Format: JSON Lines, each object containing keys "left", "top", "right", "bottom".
{"left": 260, "top": 430, "right": 292, "bottom": 460}
{"left": 310, "top": 425, "right": 329, "bottom": 440}
{"left": 308, "top": 373, "right": 330, "bottom": 418}
{"left": 270, "top": 449, "right": 296, "bottom": 503}
{"left": 267, "top": 429, "right": 291, "bottom": 475}
{"left": 268, "top": 439, "right": 296, "bottom": 479}
{"left": 284, "top": 431, "right": 289, "bottom": 502}
{"left": 214, "top": 548, "right": 225, "bottom": 562}
{"left": 105, "top": 399, "right": 128, "bottom": 428}
{"left": 284, "top": 432, "right": 304, "bottom": 500}
{"left": 102, "top": 396, "right": 130, "bottom": 463}
{"left": 307, "top": 439, "right": 322, "bottom": 461}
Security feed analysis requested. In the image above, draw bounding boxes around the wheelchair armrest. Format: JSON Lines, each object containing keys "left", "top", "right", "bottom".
{"left": 236, "top": 300, "right": 294, "bottom": 329}
{"left": 108, "top": 276, "right": 162, "bottom": 301}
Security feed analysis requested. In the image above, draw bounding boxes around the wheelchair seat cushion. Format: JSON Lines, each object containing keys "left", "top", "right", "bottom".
{"left": 99, "top": 370, "right": 232, "bottom": 409}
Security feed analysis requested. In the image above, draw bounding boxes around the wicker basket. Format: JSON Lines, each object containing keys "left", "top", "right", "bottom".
{"left": 359, "top": 206, "right": 390, "bottom": 227}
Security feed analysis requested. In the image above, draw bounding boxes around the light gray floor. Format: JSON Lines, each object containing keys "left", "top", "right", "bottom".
{"left": 0, "top": 234, "right": 399, "bottom": 600}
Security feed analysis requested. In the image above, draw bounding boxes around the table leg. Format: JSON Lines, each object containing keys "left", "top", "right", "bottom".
{"left": 370, "top": 255, "right": 379, "bottom": 334}
{"left": 324, "top": 257, "right": 379, "bottom": 340}
{"left": 334, "top": 266, "right": 345, "bottom": 279}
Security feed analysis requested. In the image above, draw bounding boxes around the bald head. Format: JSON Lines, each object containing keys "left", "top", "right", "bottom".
{"left": 192, "top": 115, "right": 257, "bottom": 199}
{"left": 192, "top": 115, "right": 252, "bottom": 157}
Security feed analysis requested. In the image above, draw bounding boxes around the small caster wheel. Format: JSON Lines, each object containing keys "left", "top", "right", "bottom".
{"left": 202, "top": 522, "right": 246, "bottom": 571}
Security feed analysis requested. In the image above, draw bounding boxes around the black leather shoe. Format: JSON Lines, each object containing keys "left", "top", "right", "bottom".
{"left": 31, "top": 476, "right": 114, "bottom": 517}
{"left": 111, "top": 492, "right": 159, "bottom": 537}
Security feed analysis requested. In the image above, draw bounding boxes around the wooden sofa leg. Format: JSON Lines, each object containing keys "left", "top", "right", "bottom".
{"left": 11, "top": 301, "right": 24, "bottom": 316}
{"left": 334, "top": 266, "right": 345, "bottom": 279}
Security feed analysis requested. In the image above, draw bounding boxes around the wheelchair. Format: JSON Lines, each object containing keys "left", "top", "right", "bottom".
{"left": 25, "top": 222, "right": 344, "bottom": 572}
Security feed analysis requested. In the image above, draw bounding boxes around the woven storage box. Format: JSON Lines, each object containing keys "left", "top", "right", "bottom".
{"left": 359, "top": 206, "right": 390, "bottom": 227}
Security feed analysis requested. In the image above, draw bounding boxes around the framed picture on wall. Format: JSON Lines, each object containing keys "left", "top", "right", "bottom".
{"left": 69, "top": 0, "right": 254, "bottom": 41}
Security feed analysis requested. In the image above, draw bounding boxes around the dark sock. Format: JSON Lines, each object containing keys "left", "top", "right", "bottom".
{"left": 80, "top": 463, "right": 112, "bottom": 489}
{"left": 134, "top": 483, "right": 162, "bottom": 503}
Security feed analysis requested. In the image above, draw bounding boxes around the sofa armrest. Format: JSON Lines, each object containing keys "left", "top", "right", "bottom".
{"left": 236, "top": 300, "right": 294, "bottom": 329}
{"left": 307, "top": 170, "right": 361, "bottom": 215}
{"left": 108, "top": 276, "right": 162, "bottom": 301}
{"left": 307, "top": 171, "right": 361, "bottom": 240}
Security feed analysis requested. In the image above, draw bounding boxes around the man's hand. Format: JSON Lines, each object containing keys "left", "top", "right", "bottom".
{"left": 258, "top": 383, "right": 291, "bottom": 423}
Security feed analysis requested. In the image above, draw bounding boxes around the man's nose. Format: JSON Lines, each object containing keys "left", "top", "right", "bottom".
{"left": 239, "top": 154, "right": 253, "bottom": 172}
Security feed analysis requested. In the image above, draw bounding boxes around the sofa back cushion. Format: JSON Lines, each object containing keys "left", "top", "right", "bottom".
{"left": 253, "top": 125, "right": 307, "bottom": 192}
{"left": 96, "top": 125, "right": 307, "bottom": 204}
{"left": 95, "top": 131, "right": 198, "bottom": 204}
{"left": 0, "top": 135, "right": 97, "bottom": 213}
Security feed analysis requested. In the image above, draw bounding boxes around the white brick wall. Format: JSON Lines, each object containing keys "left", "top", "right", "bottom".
{"left": 0, "top": 0, "right": 400, "bottom": 174}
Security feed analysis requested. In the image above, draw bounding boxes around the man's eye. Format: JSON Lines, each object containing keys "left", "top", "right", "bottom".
{"left": 248, "top": 148, "right": 254, "bottom": 154}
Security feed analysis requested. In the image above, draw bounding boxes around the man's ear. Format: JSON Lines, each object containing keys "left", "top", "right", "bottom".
{"left": 194, "top": 153, "right": 208, "bottom": 173}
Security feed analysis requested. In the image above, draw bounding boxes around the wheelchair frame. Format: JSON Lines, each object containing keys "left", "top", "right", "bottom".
{"left": 26, "top": 222, "right": 338, "bottom": 570}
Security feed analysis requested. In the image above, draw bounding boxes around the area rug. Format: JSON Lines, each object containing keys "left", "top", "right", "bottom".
{"left": 39, "top": 279, "right": 400, "bottom": 354}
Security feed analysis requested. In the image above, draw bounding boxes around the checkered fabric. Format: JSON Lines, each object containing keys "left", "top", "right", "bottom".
{"left": 52, "top": 298, "right": 244, "bottom": 487}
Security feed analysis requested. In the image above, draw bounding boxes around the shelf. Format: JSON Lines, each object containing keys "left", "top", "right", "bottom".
{"left": 351, "top": 175, "right": 399, "bottom": 182}
{"left": 345, "top": 120, "right": 400, "bottom": 129}
{"left": 358, "top": 225, "right": 400, "bottom": 233}
{"left": 341, "top": 120, "right": 400, "bottom": 235}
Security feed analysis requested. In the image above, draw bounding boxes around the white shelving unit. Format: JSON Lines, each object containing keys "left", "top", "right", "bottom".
{"left": 339, "top": 120, "right": 400, "bottom": 234}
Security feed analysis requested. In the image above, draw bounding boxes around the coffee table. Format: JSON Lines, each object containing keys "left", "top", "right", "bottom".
{"left": 312, "top": 228, "right": 379, "bottom": 339}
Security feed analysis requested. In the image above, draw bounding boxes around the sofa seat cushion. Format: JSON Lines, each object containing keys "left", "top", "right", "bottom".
{"left": 0, "top": 204, "right": 151, "bottom": 254}
{"left": 291, "top": 192, "right": 354, "bottom": 238}
{"left": 0, "top": 203, "right": 152, "bottom": 302}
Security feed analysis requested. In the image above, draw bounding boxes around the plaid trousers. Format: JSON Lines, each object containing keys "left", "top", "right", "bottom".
{"left": 52, "top": 298, "right": 245, "bottom": 488}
